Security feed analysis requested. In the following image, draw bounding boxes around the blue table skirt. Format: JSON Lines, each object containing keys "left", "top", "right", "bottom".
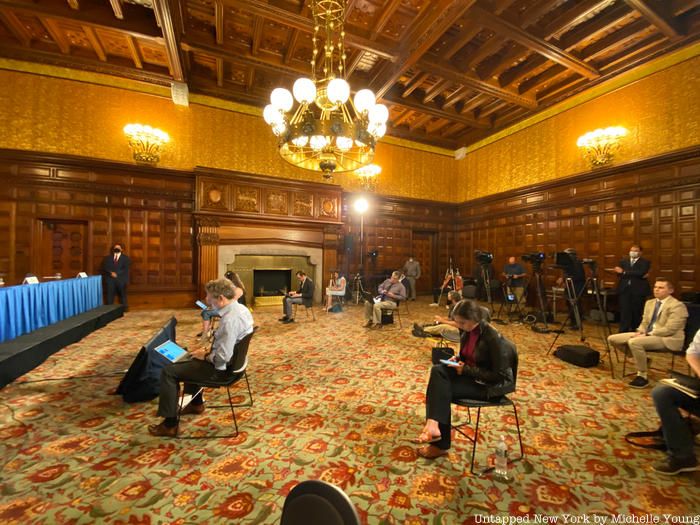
{"left": 0, "top": 276, "right": 103, "bottom": 343}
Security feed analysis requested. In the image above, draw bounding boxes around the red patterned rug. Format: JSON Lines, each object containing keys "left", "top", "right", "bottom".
{"left": 0, "top": 300, "right": 698, "bottom": 523}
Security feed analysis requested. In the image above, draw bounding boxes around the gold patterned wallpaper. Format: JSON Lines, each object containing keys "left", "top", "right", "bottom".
{"left": 0, "top": 51, "right": 698, "bottom": 204}
{"left": 457, "top": 54, "right": 700, "bottom": 201}
{"left": 0, "top": 69, "right": 455, "bottom": 202}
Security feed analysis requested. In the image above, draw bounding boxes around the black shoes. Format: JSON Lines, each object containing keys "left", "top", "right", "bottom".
{"left": 282, "top": 318, "right": 295, "bottom": 324}
{"left": 278, "top": 316, "right": 288, "bottom": 322}
{"left": 629, "top": 376, "right": 650, "bottom": 388}
{"left": 652, "top": 456, "right": 699, "bottom": 475}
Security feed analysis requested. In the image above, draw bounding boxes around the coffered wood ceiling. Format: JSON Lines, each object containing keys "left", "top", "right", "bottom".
{"left": 1, "top": 0, "right": 698, "bottom": 149}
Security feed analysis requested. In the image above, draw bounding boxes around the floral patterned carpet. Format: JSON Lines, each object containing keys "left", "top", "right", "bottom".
{"left": 0, "top": 299, "right": 698, "bottom": 524}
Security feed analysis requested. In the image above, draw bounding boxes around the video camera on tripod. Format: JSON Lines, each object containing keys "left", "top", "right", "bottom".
{"left": 521, "top": 252, "right": 545, "bottom": 271}
{"left": 474, "top": 250, "right": 493, "bottom": 265}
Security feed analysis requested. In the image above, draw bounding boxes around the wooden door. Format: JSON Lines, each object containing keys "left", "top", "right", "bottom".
{"left": 411, "top": 231, "right": 436, "bottom": 294}
{"left": 38, "top": 220, "right": 88, "bottom": 279}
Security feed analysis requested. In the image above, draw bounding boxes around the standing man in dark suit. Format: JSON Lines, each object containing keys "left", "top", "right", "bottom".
{"left": 102, "top": 242, "right": 130, "bottom": 309}
{"left": 279, "top": 271, "right": 314, "bottom": 324}
{"left": 614, "top": 244, "right": 651, "bottom": 333}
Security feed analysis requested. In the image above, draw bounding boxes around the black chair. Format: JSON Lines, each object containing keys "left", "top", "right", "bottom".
{"left": 280, "top": 480, "right": 360, "bottom": 525}
{"left": 293, "top": 302, "right": 317, "bottom": 321}
{"left": 176, "top": 331, "right": 254, "bottom": 438}
{"left": 452, "top": 337, "right": 524, "bottom": 475}
{"left": 380, "top": 301, "right": 403, "bottom": 328}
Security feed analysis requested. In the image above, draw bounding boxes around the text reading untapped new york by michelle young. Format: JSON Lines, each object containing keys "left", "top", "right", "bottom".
{"left": 475, "top": 515, "right": 700, "bottom": 525}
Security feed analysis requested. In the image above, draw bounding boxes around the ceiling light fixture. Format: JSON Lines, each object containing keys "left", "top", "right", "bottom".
{"left": 263, "top": 0, "right": 388, "bottom": 181}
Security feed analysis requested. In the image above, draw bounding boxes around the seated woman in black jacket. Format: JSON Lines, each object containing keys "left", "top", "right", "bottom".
{"left": 413, "top": 299, "right": 516, "bottom": 459}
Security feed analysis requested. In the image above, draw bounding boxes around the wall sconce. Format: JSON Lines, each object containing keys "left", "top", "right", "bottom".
{"left": 576, "top": 126, "right": 628, "bottom": 167}
{"left": 123, "top": 124, "right": 170, "bottom": 165}
{"left": 354, "top": 163, "right": 381, "bottom": 192}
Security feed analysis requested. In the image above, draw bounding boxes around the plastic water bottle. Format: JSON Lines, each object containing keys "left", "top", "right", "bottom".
{"left": 493, "top": 435, "right": 511, "bottom": 483}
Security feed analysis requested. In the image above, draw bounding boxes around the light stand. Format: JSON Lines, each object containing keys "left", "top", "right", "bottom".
{"left": 353, "top": 196, "right": 369, "bottom": 304}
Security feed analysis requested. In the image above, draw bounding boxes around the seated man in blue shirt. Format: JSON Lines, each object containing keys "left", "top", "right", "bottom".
{"left": 363, "top": 271, "right": 406, "bottom": 329}
{"left": 148, "top": 278, "right": 254, "bottom": 437}
{"left": 502, "top": 256, "right": 527, "bottom": 304}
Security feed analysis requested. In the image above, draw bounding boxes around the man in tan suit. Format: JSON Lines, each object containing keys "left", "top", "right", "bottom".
{"left": 609, "top": 278, "right": 688, "bottom": 388}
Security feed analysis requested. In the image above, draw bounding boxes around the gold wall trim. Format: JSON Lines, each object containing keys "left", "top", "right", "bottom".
{"left": 379, "top": 136, "right": 453, "bottom": 157}
{"left": 463, "top": 41, "right": 700, "bottom": 155}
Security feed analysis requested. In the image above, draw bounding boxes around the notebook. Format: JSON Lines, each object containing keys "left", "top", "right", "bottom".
{"left": 659, "top": 372, "right": 700, "bottom": 399}
{"left": 154, "top": 340, "right": 190, "bottom": 363}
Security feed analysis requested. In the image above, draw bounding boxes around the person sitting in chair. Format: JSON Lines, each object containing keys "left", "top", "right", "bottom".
{"left": 413, "top": 291, "right": 462, "bottom": 342}
{"left": 324, "top": 270, "right": 346, "bottom": 311}
{"left": 650, "top": 328, "right": 700, "bottom": 475}
{"left": 148, "top": 278, "right": 254, "bottom": 437}
{"left": 502, "top": 256, "right": 526, "bottom": 305}
{"left": 412, "top": 299, "right": 515, "bottom": 458}
{"left": 280, "top": 271, "right": 314, "bottom": 324}
{"left": 363, "top": 271, "right": 406, "bottom": 329}
{"left": 197, "top": 271, "right": 246, "bottom": 338}
{"left": 608, "top": 277, "right": 688, "bottom": 389}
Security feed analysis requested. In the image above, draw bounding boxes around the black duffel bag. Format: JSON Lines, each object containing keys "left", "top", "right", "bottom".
{"left": 553, "top": 344, "right": 600, "bottom": 368}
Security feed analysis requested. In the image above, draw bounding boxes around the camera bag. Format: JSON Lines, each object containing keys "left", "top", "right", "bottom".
{"left": 553, "top": 344, "right": 600, "bottom": 368}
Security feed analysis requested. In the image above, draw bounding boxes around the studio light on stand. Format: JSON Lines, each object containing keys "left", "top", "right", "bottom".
{"left": 352, "top": 196, "right": 369, "bottom": 304}
{"left": 262, "top": 0, "right": 388, "bottom": 181}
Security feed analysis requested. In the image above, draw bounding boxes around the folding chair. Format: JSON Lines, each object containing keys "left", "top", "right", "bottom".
{"left": 380, "top": 301, "right": 403, "bottom": 328}
{"left": 176, "top": 331, "right": 254, "bottom": 438}
{"left": 293, "top": 302, "right": 316, "bottom": 321}
{"left": 452, "top": 338, "right": 524, "bottom": 475}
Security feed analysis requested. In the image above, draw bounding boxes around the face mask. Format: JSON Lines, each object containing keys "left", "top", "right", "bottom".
{"left": 629, "top": 251, "right": 639, "bottom": 258}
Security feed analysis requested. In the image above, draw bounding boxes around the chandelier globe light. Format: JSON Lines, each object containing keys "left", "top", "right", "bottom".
{"left": 263, "top": 0, "right": 388, "bottom": 180}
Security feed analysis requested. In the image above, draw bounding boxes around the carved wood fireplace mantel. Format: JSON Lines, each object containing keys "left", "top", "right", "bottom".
{"left": 193, "top": 167, "right": 343, "bottom": 301}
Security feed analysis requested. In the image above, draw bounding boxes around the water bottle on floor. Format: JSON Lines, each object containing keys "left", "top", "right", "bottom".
{"left": 493, "top": 435, "right": 511, "bottom": 482}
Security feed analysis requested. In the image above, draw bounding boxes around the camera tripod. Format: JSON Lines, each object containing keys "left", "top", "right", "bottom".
{"left": 433, "top": 258, "right": 456, "bottom": 307}
{"left": 525, "top": 266, "right": 551, "bottom": 333}
{"left": 495, "top": 276, "right": 526, "bottom": 323}
{"left": 546, "top": 274, "right": 615, "bottom": 376}
{"left": 352, "top": 273, "right": 367, "bottom": 305}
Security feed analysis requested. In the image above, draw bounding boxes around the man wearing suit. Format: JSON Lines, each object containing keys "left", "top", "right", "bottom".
{"left": 279, "top": 271, "right": 314, "bottom": 324}
{"left": 614, "top": 244, "right": 651, "bottom": 333}
{"left": 608, "top": 278, "right": 688, "bottom": 388}
{"left": 102, "top": 242, "right": 130, "bottom": 309}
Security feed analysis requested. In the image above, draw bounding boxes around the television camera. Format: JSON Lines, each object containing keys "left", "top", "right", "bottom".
{"left": 474, "top": 250, "right": 493, "bottom": 265}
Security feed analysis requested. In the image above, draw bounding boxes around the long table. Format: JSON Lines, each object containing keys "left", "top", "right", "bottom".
{"left": 0, "top": 276, "right": 102, "bottom": 343}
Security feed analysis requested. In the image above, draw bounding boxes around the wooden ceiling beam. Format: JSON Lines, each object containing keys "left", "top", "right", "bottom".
{"left": 393, "top": 108, "right": 414, "bottom": 127}
{"left": 580, "top": 19, "right": 650, "bottom": 62}
{"left": 225, "top": 0, "right": 397, "bottom": 61}
{"left": 40, "top": 18, "right": 70, "bottom": 54}
{"left": 418, "top": 57, "right": 537, "bottom": 108}
{"left": 370, "top": 0, "right": 477, "bottom": 98}
{"left": 383, "top": 85, "right": 491, "bottom": 129}
{"left": 126, "top": 34, "right": 143, "bottom": 69}
{"left": 542, "top": 0, "right": 612, "bottom": 39}
{"left": 478, "top": 99, "right": 508, "bottom": 119}
{"left": 370, "top": 0, "right": 402, "bottom": 39}
{"left": 0, "top": 0, "right": 161, "bottom": 39}
{"left": 409, "top": 113, "right": 432, "bottom": 132}
{"left": 465, "top": 33, "right": 504, "bottom": 71}
{"left": 345, "top": 49, "right": 364, "bottom": 76}
{"left": 246, "top": 67, "right": 255, "bottom": 92}
{"left": 471, "top": 5, "right": 600, "bottom": 79}
{"left": 518, "top": 64, "right": 567, "bottom": 94}
{"left": 401, "top": 71, "right": 429, "bottom": 98}
{"left": 623, "top": 0, "right": 683, "bottom": 38}
{"left": 426, "top": 118, "right": 451, "bottom": 135}
{"left": 284, "top": 29, "right": 300, "bottom": 65}
{"left": 109, "top": 0, "right": 123, "bottom": 20}
{"left": 153, "top": 0, "right": 185, "bottom": 81}
{"left": 82, "top": 25, "right": 106, "bottom": 61}
{"left": 460, "top": 92, "right": 490, "bottom": 114}
{"left": 443, "top": 24, "right": 481, "bottom": 60}
{"left": 251, "top": 16, "right": 263, "bottom": 56}
{"left": 442, "top": 86, "right": 470, "bottom": 109}
{"left": 0, "top": 10, "right": 32, "bottom": 47}
{"left": 215, "top": 0, "right": 224, "bottom": 45}
{"left": 422, "top": 79, "right": 451, "bottom": 104}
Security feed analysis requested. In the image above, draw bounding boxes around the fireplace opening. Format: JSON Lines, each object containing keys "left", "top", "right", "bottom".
{"left": 253, "top": 269, "right": 292, "bottom": 297}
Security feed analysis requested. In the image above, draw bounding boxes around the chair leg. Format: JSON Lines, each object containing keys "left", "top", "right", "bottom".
{"left": 512, "top": 402, "right": 524, "bottom": 462}
{"left": 309, "top": 306, "right": 316, "bottom": 321}
{"left": 225, "top": 385, "right": 239, "bottom": 437}
{"left": 470, "top": 408, "right": 482, "bottom": 475}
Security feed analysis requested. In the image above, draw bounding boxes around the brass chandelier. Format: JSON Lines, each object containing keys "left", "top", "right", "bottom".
{"left": 263, "top": 0, "right": 388, "bottom": 180}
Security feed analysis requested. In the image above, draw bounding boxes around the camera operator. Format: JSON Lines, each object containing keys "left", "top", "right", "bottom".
{"left": 556, "top": 248, "right": 586, "bottom": 329}
{"left": 503, "top": 256, "right": 526, "bottom": 304}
